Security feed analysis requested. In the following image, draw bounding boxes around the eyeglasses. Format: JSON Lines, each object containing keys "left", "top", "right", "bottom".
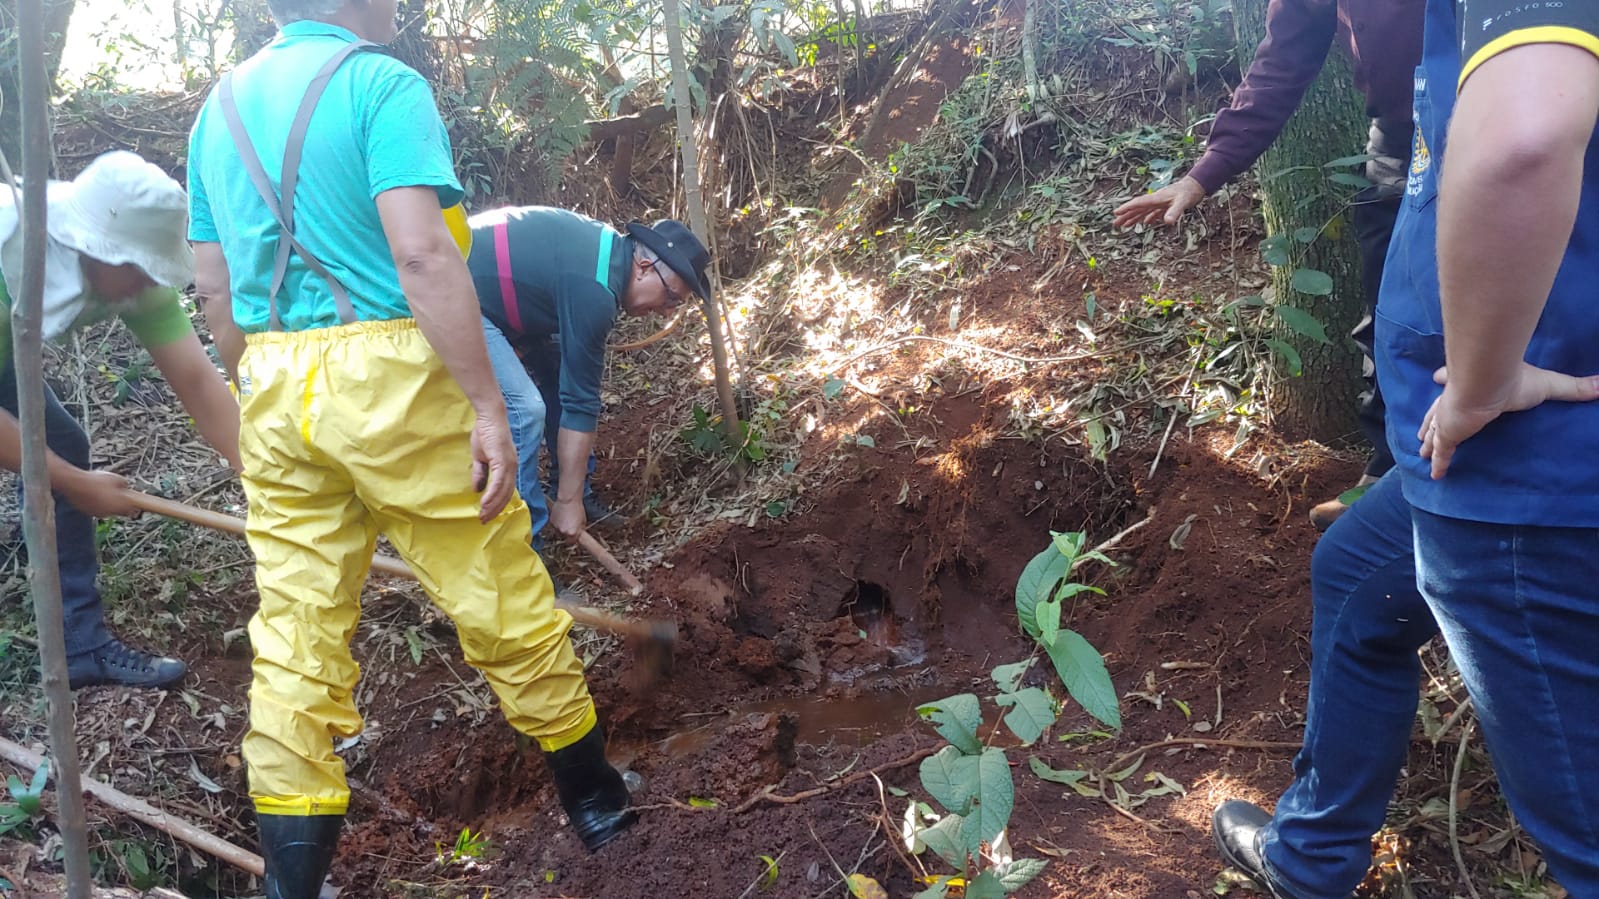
{"left": 650, "top": 261, "right": 685, "bottom": 308}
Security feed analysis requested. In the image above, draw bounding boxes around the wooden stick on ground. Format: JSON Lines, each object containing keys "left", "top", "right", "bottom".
{"left": 0, "top": 737, "right": 283, "bottom": 889}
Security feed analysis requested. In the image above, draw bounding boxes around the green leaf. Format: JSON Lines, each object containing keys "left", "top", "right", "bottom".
{"left": 996, "top": 688, "right": 1057, "bottom": 745}
{"left": 852, "top": 433, "right": 876, "bottom": 448}
{"left": 965, "top": 870, "right": 1008, "bottom": 899}
{"left": 1259, "top": 233, "right": 1291, "bottom": 267}
{"left": 1292, "top": 226, "right": 1320, "bottom": 244}
{"left": 757, "top": 855, "right": 779, "bottom": 888}
{"left": 1322, "top": 152, "right": 1374, "bottom": 168}
{"left": 688, "top": 796, "right": 719, "bottom": 808}
{"left": 958, "top": 748, "right": 1015, "bottom": 855}
{"left": 1288, "top": 268, "right": 1335, "bottom": 297}
{"left": 1015, "top": 546, "right": 1071, "bottom": 639}
{"left": 1028, "top": 756, "right": 1089, "bottom": 785}
{"left": 771, "top": 29, "right": 798, "bottom": 65}
{"left": 918, "top": 694, "right": 983, "bottom": 754}
{"left": 917, "top": 814, "right": 968, "bottom": 869}
{"left": 920, "top": 745, "right": 979, "bottom": 815}
{"left": 1275, "top": 305, "right": 1330, "bottom": 344}
{"left": 1050, "top": 530, "right": 1087, "bottom": 562}
{"left": 1045, "top": 630, "right": 1121, "bottom": 730}
{"left": 765, "top": 500, "right": 788, "bottom": 518}
{"left": 27, "top": 763, "right": 46, "bottom": 800}
{"left": 997, "top": 857, "right": 1049, "bottom": 891}
{"left": 823, "top": 378, "right": 845, "bottom": 400}
{"left": 991, "top": 658, "right": 1035, "bottom": 694}
{"left": 1036, "top": 599, "right": 1062, "bottom": 647}
{"left": 1337, "top": 483, "right": 1371, "bottom": 506}
{"left": 1052, "top": 581, "right": 1106, "bottom": 603}
{"left": 405, "top": 626, "right": 425, "bottom": 665}
{"left": 1264, "top": 338, "right": 1303, "bottom": 377}
{"left": 912, "top": 877, "right": 955, "bottom": 899}
{"left": 1329, "top": 172, "right": 1372, "bottom": 188}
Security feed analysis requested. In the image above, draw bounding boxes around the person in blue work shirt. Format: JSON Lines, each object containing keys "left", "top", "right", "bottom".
{"left": 1209, "top": 2, "right": 1599, "bottom": 897}
{"left": 468, "top": 207, "right": 710, "bottom": 543}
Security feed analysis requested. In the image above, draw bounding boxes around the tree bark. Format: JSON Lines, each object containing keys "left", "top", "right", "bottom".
{"left": 8, "top": 0, "right": 91, "bottom": 895}
{"left": 0, "top": 0, "right": 74, "bottom": 174}
{"left": 1234, "top": 0, "right": 1368, "bottom": 442}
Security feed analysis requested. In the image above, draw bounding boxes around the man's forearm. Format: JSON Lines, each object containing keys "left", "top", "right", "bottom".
{"left": 152, "top": 335, "right": 243, "bottom": 472}
{"left": 1439, "top": 47, "right": 1599, "bottom": 405}
{"left": 1189, "top": 0, "right": 1336, "bottom": 193}
{"left": 555, "top": 427, "right": 596, "bottom": 502}
{"left": 0, "top": 408, "right": 85, "bottom": 491}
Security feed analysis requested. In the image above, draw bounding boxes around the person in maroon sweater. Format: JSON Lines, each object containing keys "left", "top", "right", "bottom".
{"left": 1114, "top": 0, "right": 1424, "bottom": 530}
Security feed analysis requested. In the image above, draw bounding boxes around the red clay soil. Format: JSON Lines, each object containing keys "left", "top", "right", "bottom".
{"left": 323, "top": 375, "right": 1361, "bottom": 898}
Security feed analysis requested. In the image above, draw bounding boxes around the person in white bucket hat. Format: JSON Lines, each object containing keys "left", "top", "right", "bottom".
{"left": 0, "top": 149, "right": 242, "bottom": 689}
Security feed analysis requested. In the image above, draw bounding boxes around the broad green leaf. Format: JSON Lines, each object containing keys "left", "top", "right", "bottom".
{"left": 853, "top": 434, "right": 876, "bottom": 448}
{"left": 965, "top": 870, "right": 1008, "bottom": 899}
{"left": 959, "top": 748, "right": 1015, "bottom": 855}
{"left": 996, "top": 688, "right": 1057, "bottom": 745}
{"left": 912, "top": 877, "right": 955, "bottom": 899}
{"left": 1265, "top": 338, "right": 1303, "bottom": 377}
{"left": 1275, "top": 305, "right": 1330, "bottom": 344}
{"left": 1036, "top": 599, "right": 1061, "bottom": 648}
{"left": 1029, "top": 756, "right": 1089, "bottom": 786}
{"left": 990, "top": 658, "right": 1034, "bottom": 695}
{"left": 1288, "top": 268, "right": 1335, "bottom": 297}
{"left": 918, "top": 813, "right": 967, "bottom": 869}
{"left": 918, "top": 694, "right": 983, "bottom": 754}
{"left": 823, "top": 378, "right": 845, "bottom": 400}
{"left": 1045, "top": 630, "right": 1121, "bottom": 730}
{"left": 1259, "top": 233, "right": 1291, "bottom": 267}
{"left": 1015, "top": 546, "right": 1071, "bottom": 638}
{"left": 997, "top": 857, "right": 1049, "bottom": 891}
{"left": 920, "top": 745, "right": 979, "bottom": 815}
{"left": 1292, "top": 226, "right": 1320, "bottom": 244}
{"left": 771, "top": 29, "right": 799, "bottom": 65}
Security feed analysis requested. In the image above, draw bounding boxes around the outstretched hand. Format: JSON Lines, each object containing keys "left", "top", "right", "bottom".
{"left": 1420, "top": 362, "right": 1599, "bottom": 479}
{"left": 1112, "top": 175, "right": 1206, "bottom": 229}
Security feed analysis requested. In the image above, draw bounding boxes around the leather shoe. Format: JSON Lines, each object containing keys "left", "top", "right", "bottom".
{"left": 67, "top": 639, "right": 186, "bottom": 690}
{"left": 1213, "top": 800, "right": 1304, "bottom": 899}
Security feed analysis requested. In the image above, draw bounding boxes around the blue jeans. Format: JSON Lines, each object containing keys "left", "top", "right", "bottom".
{"left": 1412, "top": 507, "right": 1599, "bottom": 895}
{"left": 0, "top": 364, "right": 113, "bottom": 658}
{"left": 482, "top": 317, "right": 551, "bottom": 540}
{"left": 1261, "top": 472, "right": 1439, "bottom": 898}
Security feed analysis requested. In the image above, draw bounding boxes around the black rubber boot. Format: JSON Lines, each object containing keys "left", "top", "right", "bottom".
{"left": 543, "top": 725, "right": 637, "bottom": 851}
{"left": 258, "top": 813, "right": 342, "bottom": 899}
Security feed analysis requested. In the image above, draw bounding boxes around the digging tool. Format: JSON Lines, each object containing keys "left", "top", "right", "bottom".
{"left": 124, "top": 490, "right": 674, "bottom": 674}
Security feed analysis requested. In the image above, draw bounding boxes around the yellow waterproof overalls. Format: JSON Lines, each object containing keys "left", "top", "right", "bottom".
{"left": 218, "top": 40, "right": 597, "bottom": 819}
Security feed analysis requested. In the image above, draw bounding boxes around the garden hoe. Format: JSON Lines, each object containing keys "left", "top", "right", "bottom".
{"left": 124, "top": 489, "right": 677, "bottom": 682}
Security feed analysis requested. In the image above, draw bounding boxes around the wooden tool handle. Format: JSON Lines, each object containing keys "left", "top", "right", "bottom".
{"left": 576, "top": 530, "right": 645, "bottom": 595}
{"left": 124, "top": 490, "right": 652, "bottom": 635}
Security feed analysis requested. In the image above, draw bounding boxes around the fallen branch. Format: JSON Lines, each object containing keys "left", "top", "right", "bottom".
{"left": 1072, "top": 505, "right": 1159, "bottom": 574}
{"left": 584, "top": 104, "right": 673, "bottom": 142}
{"left": 0, "top": 736, "right": 334, "bottom": 899}
{"left": 1449, "top": 717, "right": 1484, "bottom": 899}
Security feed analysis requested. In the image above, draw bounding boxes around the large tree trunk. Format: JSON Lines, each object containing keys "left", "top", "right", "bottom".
{"left": 0, "top": 0, "right": 74, "bottom": 172}
{"left": 1234, "top": 0, "right": 1368, "bottom": 443}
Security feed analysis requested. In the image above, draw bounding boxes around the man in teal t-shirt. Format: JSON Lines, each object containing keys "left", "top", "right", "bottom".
{"left": 1, "top": 151, "right": 242, "bottom": 689}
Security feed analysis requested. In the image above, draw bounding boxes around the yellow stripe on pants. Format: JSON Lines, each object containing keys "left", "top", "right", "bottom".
{"left": 237, "top": 319, "right": 597, "bottom": 816}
